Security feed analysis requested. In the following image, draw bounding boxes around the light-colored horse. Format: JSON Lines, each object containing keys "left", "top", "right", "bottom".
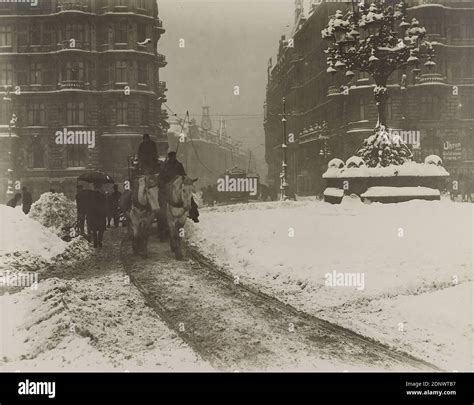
{"left": 166, "top": 175, "right": 197, "bottom": 260}
{"left": 126, "top": 174, "right": 160, "bottom": 257}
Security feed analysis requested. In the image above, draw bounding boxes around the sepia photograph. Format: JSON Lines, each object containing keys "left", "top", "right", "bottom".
{"left": 0, "top": 0, "right": 473, "bottom": 399}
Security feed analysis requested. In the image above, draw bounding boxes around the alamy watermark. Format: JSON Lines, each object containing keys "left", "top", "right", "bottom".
{"left": 377, "top": 129, "right": 421, "bottom": 149}
{"left": 55, "top": 128, "right": 96, "bottom": 149}
{"left": 0, "top": 270, "right": 38, "bottom": 289}
{"left": 216, "top": 175, "right": 258, "bottom": 196}
{"left": 325, "top": 270, "right": 365, "bottom": 291}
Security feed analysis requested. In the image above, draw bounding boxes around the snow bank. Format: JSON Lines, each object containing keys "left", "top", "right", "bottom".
{"left": 187, "top": 199, "right": 473, "bottom": 370}
{"left": 0, "top": 276, "right": 211, "bottom": 372}
{"left": 28, "top": 192, "right": 76, "bottom": 237}
{"left": 0, "top": 205, "right": 67, "bottom": 261}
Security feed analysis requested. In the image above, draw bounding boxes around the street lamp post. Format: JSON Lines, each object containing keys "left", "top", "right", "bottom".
{"left": 280, "top": 97, "right": 288, "bottom": 201}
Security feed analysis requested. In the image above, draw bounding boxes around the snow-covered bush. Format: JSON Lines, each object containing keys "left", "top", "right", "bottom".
{"left": 346, "top": 156, "right": 365, "bottom": 168}
{"left": 425, "top": 155, "right": 443, "bottom": 166}
{"left": 28, "top": 192, "right": 77, "bottom": 238}
{"left": 328, "top": 158, "right": 345, "bottom": 169}
{"left": 357, "top": 125, "right": 412, "bottom": 168}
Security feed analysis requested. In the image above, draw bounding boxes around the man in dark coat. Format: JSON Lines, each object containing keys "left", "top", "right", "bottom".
{"left": 6, "top": 193, "right": 21, "bottom": 208}
{"left": 86, "top": 183, "right": 107, "bottom": 248}
{"left": 159, "top": 151, "right": 199, "bottom": 224}
{"left": 138, "top": 134, "right": 158, "bottom": 174}
{"left": 107, "top": 184, "right": 122, "bottom": 227}
{"left": 21, "top": 187, "right": 32, "bottom": 214}
{"left": 75, "top": 185, "right": 87, "bottom": 234}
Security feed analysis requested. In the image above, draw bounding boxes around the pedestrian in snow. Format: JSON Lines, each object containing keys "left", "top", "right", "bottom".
{"left": 6, "top": 193, "right": 21, "bottom": 208}
{"left": 75, "top": 185, "right": 87, "bottom": 234}
{"left": 87, "top": 182, "right": 107, "bottom": 248}
{"left": 107, "top": 184, "right": 122, "bottom": 227}
{"left": 21, "top": 186, "right": 32, "bottom": 214}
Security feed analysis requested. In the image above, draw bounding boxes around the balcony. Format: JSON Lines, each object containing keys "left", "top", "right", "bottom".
{"left": 327, "top": 86, "right": 341, "bottom": 97}
{"left": 157, "top": 81, "right": 167, "bottom": 94}
{"left": 57, "top": 1, "right": 91, "bottom": 12}
{"left": 59, "top": 80, "right": 86, "bottom": 90}
{"left": 57, "top": 41, "right": 91, "bottom": 51}
{"left": 417, "top": 73, "right": 446, "bottom": 86}
{"left": 156, "top": 54, "right": 166, "bottom": 65}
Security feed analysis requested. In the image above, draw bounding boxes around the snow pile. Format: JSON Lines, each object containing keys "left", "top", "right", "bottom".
{"left": 187, "top": 199, "right": 473, "bottom": 370}
{"left": 0, "top": 205, "right": 67, "bottom": 262}
{"left": 28, "top": 193, "right": 76, "bottom": 238}
{"left": 0, "top": 275, "right": 211, "bottom": 371}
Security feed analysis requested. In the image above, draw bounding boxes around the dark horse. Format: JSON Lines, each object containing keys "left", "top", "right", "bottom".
{"left": 121, "top": 174, "right": 160, "bottom": 258}
{"left": 165, "top": 175, "right": 198, "bottom": 260}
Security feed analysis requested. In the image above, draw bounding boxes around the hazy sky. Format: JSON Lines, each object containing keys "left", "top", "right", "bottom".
{"left": 158, "top": 0, "right": 295, "bottom": 175}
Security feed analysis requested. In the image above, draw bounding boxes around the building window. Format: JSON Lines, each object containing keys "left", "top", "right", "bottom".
{"left": 28, "top": 140, "right": 46, "bottom": 169}
{"left": 0, "top": 63, "right": 13, "bottom": 86}
{"left": 137, "top": 23, "right": 147, "bottom": 42}
{"left": 66, "top": 24, "right": 85, "bottom": 43}
{"left": 0, "top": 26, "right": 12, "bottom": 47}
{"left": 421, "top": 96, "right": 441, "bottom": 120}
{"left": 67, "top": 145, "right": 87, "bottom": 168}
{"left": 67, "top": 102, "right": 85, "bottom": 125}
{"left": 30, "top": 25, "right": 41, "bottom": 45}
{"left": 461, "top": 96, "right": 474, "bottom": 119}
{"left": 140, "top": 102, "right": 149, "bottom": 125}
{"left": 43, "top": 24, "right": 55, "bottom": 45}
{"left": 30, "top": 63, "right": 42, "bottom": 85}
{"left": 116, "top": 22, "right": 128, "bottom": 43}
{"left": 449, "top": 63, "right": 461, "bottom": 81}
{"left": 359, "top": 98, "right": 367, "bottom": 120}
{"left": 138, "top": 63, "right": 148, "bottom": 84}
{"left": 115, "top": 61, "right": 128, "bottom": 82}
{"left": 65, "top": 61, "right": 84, "bottom": 81}
{"left": 17, "top": 25, "right": 28, "bottom": 46}
{"left": 116, "top": 100, "right": 128, "bottom": 125}
{"left": 27, "top": 103, "right": 45, "bottom": 126}
{"left": 0, "top": 102, "right": 8, "bottom": 125}
{"left": 137, "top": 0, "right": 146, "bottom": 9}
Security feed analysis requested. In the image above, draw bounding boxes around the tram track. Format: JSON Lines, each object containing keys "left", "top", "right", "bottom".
{"left": 119, "top": 233, "right": 442, "bottom": 371}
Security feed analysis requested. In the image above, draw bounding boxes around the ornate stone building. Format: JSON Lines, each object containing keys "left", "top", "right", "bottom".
{"left": 265, "top": 0, "right": 474, "bottom": 196}
{"left": 0, "top": 0, "right": 168, "bottom": 201}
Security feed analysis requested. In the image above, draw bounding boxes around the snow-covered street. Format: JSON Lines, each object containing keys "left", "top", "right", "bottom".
{"left": 187, "top": 198, "right": 473, "bottom": 371}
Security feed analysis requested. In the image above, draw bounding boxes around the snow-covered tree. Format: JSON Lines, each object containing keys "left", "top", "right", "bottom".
{"left": 322, "top": 1, "right": 435, "bottom": 167}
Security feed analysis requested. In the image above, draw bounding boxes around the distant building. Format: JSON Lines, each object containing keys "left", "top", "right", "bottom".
{"left": 167, "top": 106, "right": 248, "bottom": 190}
{"left": 0, "top": 0, "right": 168, "bottom": 201}
{"left": 264, "top": 0, "right": 474, "bottom": 196}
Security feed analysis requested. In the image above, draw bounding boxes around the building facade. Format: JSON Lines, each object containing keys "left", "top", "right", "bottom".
{"left": 0, "top": 0, "right": 168, "bottom": 202}
{"left": 167, "top": 107, "right": 249, "bottom": 191}
{"left": 265, "top": 0, "right": 474, "bottom": 196}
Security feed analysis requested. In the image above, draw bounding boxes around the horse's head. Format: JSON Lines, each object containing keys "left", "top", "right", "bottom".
{"left": 181, "top": 176, "right": 198, "bottom": 209}
{"left": 169, "top": 175, "right": 197, "bottom": 210}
